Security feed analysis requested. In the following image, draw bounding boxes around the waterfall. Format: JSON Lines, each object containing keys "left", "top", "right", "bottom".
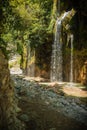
{"left": 50, "top": 19, "right": 63, "bottom": 82}
{"left": 50, "top": 11, "right": 70, "bottom": 82}
{"left": 70, "top": 34, "right": 74, "bottom": 82}
{"left": 50, "top": 5, "right": 75, "bottom": 82}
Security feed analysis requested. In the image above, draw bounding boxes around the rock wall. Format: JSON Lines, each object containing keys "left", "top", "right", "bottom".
{"left": 28, "top": 0, "right": 87, "bottom": 84}
{"left": 62, "top": 0, "right": 87, "bottom": 83}
{"left": 0, "top": 49, "right": 25, "bottom": 130}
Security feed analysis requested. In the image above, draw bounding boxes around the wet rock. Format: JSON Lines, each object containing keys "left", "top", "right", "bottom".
{"left": 11, "top": 74, "right": 87, "bottom": 126}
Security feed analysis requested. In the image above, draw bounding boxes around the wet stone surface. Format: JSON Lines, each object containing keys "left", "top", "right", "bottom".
{"left": 12, "top": 75, "right": 87, "bottom": 130}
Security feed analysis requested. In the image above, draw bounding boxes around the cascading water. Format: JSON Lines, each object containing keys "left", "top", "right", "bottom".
{"left": 50, "top": 11, "right": 70, "bottom": 82}
{"left": 50, "top": 19, "right": 62, "bottom": 82}
{"left": 70, "top": 34, "right": 74, "bottom": 82}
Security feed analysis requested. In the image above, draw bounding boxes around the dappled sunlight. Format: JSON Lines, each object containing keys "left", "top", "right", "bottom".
{"left": 10, "top": 67, "right": 23, "bottom": 74}
{"left": 0, "top": 0, "right": 87, "bottom": 129}
{"left": 63, "top": 85, "right": 87, "bottom": 98}
{"left": 11, "top": 74, "right": 87, "bottom": 130}
{"left": 39, "top": 81, "right": 87, "bottom": 98}
{"left": 20, "top": 74, "right": 87, "bottom": 98}
{"left": 23, "top": 76, "right": 46, "bottom": 82}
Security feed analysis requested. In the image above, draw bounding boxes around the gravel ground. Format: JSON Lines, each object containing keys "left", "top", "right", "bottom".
{"left": 11, "top": 74, "right": 87, "bottom": 130}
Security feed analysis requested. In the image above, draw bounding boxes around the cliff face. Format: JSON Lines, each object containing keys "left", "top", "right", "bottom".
{"left": 61, "top": 0, "right": 87, "bottom": 83}
{"left": 0, "top": 49, "right": 24, "bottom": 130}
{"left": 31, "top": 0, "right": 87, "bottom": 83}
{"left": 62, "top": 0, "right": 87, "bottom": 48}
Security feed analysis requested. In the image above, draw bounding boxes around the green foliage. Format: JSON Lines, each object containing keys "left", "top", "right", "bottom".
{"left": 1, "top": 0, "right": 87, "bottom": 55}
{"left": 0, "top": 0, "right": 53, "bottom": 57}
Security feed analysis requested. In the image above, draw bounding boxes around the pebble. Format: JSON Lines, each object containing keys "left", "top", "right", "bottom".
{"left": 12, "top": 75, "right": 87, "bottom": 125}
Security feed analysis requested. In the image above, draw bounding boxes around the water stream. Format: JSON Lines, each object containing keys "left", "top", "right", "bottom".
{"left": 50, "top": 19, "right": 62, "bottom": 82}
{"left": 50, "top": 12, "right": 70, "bottom": 82}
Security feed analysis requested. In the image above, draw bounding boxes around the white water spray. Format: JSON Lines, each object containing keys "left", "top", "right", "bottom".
{"left": 50, "top": 19, "right": 62, "bottom": 82}
{"left": 50, "top": 11, "right": 70, "bottom": 82}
